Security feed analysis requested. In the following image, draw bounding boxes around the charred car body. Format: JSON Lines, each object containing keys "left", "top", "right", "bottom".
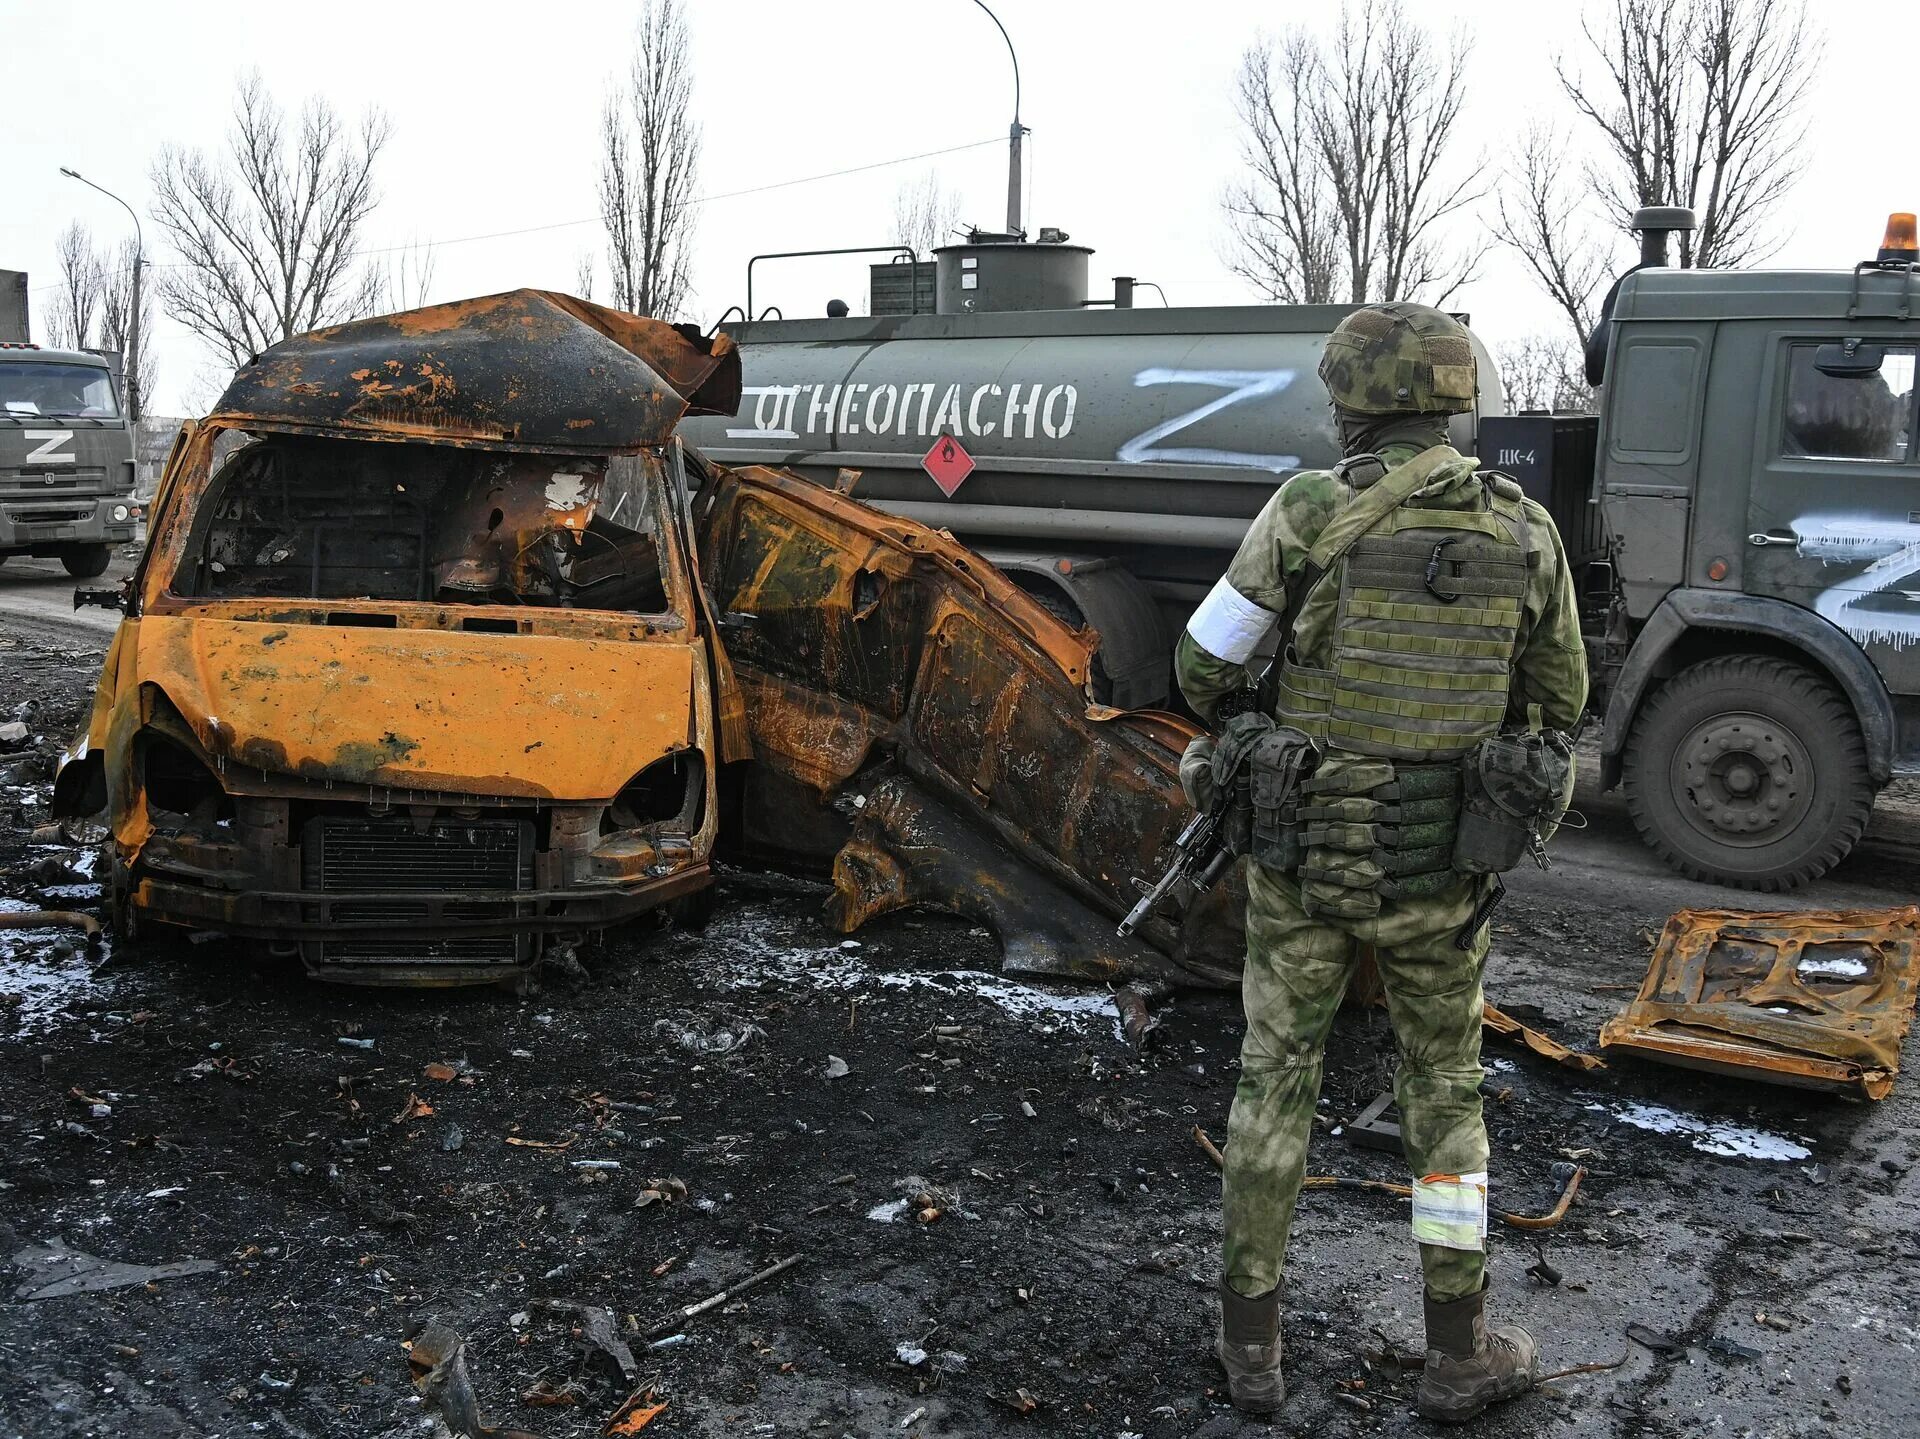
{"left": 55, "top": 291, "right": 741, "bottom": 986}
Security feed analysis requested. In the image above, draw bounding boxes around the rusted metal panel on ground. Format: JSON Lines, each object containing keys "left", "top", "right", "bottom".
{"left": 1599, "top": 907, "right": 1920, "bottom": 1099}
{"left": 59, "top": 296, "right": 739, "bottom": 986}
{"left": 692, "top": 458, "right": 1241, "bottom": 989}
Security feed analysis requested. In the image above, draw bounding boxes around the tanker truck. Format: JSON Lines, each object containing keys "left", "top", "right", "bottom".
{"left": 680, "top": 210, "right": 1920, "bottom": 892}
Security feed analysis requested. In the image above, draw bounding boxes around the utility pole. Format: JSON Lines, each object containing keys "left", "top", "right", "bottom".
{"left": 59, "top": 166, "right": 144, "bottom": 422}
{"left": 971, "top": 0, "right": 1027, "bottom": 238}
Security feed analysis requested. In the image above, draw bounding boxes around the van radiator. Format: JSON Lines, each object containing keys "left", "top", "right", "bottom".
{"left": 301, "top": 814, "right": 534, "bottom": 966}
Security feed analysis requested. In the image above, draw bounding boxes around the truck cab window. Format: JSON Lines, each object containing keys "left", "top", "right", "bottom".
{"left": 1782, "top": 344, "right": 1915, "bottom": 462}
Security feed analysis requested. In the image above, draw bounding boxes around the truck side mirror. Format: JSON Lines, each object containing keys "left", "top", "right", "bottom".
{"left": 1813, "top": 341, "right": 1886, "bottom": 378}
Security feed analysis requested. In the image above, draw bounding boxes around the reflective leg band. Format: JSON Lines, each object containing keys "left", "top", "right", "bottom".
{"left": 1186, "top": 577, "right": 1278, "bottom": 665}
{"left": 1410, "top": 1171, "right": 1489, "bottom": 1252}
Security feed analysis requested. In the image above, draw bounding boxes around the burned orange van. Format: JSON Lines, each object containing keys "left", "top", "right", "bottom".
{"left": 55, "top": 291, "right": 742, "bottom": 986}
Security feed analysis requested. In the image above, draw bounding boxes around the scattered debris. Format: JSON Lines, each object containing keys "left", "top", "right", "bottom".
{"left": 1113, "top": 985, "right": 1164, "bottom": 1050}
{"left": 0, "top": 909, "right": 100, "bottom": 958}
{"left": 1345, "top": 1092, "right": 1404, "bottom": 1154}
{"left": 1599, "top": 906, "right": 1920, "bottom": 1099}
{"left": 603, "top": 1388, "right": 668, "bottom": 1434}
{"left": 824, "top": 1054, "right": 850, "bottom": 1080}
{"left": 640, "top": 1253, "right": 804, "bottom": 1340}
{"left": 1626, "top": 1322, "right": 1687, "bottom": 1359}
{"left": 521, "top": 1378, "right": 587, "bottom": 1406}
{"left": 634, "top": 1176, "right": 688, "bottom": 1210}
{"left": 12, "top": 1239, "right": 218, "bottom": 1301}
{"left": 1190, "top": 1129, "right": 1586, "bottom": 1230}
{"left": 1706, "top": 1335, "right": 1763, "bottom": 1362}
{"left": 403, "top": 1320, "right": 541, "bottom": 1439}
{"left": 1483, "top": 1000, "right": 1605, "bottom": 1072}
{"left": 531, "top": 1299, "right": 641, "bottom": 1386}
{"left": 391, "top": 1092, "right": 434, "bottom": 1124}
{"left": 1525, "top": 1245, "right": 1564, "bottom": 1287}
{"left": 989, "top": 1387, "right": 1043, "bottom": 1415}
{"left": 652, "top": 1014, "right": 765, "bottom": 1056}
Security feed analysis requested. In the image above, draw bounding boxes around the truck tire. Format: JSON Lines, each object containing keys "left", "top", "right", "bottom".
{"left": 60, "top": 545, "right": 112, "bottom": 579}
{"left": 1622, "top": 655, "right": 1873, "bottom": 891}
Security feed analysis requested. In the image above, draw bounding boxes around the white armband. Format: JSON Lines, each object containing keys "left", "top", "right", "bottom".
{"left": 1185, "top": 577, "right": 1278, "bottom": 664}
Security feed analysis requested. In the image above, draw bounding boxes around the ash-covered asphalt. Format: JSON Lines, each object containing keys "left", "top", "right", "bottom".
{"left": 3, "top": 557, "right": 1919, "bottom": 1439}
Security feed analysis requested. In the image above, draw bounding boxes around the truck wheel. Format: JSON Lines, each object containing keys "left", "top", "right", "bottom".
{"left": 61, "top": 545, "right": 112, "bottom": 579}
{"left": 1622, "top": 655, "right": 1873, "bottom": 890}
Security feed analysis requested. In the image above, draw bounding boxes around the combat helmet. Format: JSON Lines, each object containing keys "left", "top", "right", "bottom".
{"left": 1317, "top": 302, "right": 1477, "bottom": 415}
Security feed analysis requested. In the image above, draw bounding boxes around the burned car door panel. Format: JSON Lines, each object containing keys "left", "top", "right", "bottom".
{"left": 58, "top": 291, "right": 741, "bottom": 987}
{"left": 693, "top": 460, "right": 1234, "bottom": 991}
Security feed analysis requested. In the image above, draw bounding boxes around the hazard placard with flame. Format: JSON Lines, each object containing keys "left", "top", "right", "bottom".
{"left": 920, "top": 433, "right": 975, "bottom": 497}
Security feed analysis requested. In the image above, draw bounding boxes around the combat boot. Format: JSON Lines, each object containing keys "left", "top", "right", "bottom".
{"left": 1415, "top": 1283, "right": 1538, "bottom": 1423}
{"left": 1215, "top": 1279, "right": 1284, "bottom": 1413}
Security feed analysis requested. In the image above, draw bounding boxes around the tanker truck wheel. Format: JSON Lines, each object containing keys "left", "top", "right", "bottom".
{"left": 1622, "top": 655, "right": 1873, "bottom": 891}
{"left": 60, "top": 545, "right": 112, "bottom": 579}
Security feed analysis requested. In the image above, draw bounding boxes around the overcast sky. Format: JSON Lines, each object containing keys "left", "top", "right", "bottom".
{"left": 6, "top": 0, "right": 1914, "bottom": 415}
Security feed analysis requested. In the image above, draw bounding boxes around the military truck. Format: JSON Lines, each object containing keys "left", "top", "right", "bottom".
{"left": 0, "top": 342, "right": 140, "bottom": 577}
{"left": 682, "top": 210, "right": 1920, "bottom": 890}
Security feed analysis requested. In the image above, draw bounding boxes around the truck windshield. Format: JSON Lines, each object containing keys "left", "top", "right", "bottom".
{"left": 180, "top": 433, "right": 671, "bottom": 613}
{"left": 0, "top": 361, "right": 121, "bottom": 420}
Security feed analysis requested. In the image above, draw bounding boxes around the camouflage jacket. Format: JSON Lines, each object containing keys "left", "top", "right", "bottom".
{"left": 1175, "top": 439, "right": 1589, "bottom": 733}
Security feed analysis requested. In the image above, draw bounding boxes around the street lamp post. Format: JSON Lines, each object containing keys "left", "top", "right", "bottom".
{"left": 58, "top": 166, "right": 144, "bottom": 423}
{"left": 970, "top": 0, "right": 1027, "bottom": 239}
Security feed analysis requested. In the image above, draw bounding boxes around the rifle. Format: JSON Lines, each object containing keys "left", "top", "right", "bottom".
{"left": 1118, "top": 769, "right": 1240, "bottom": 939}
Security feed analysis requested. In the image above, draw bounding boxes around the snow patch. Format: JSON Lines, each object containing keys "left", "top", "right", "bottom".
{"left": 1588, "top": 1101, "right": 1811, "bottom": 1161}
{"left": 687, "top": 906, "right": 1118, "bottom": 1037}
{"left": 1799, "top": 954, "right": 1872, "bottom": 980}
{"left": 0, "top": 898, "right": 110, "bottom": 1037}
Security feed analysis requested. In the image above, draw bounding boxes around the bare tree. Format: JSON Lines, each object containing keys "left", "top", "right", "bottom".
{"left": 1493, "top": 124, "right": 1614, "bottom": 344}
{"left": 45, "top": 223, "right": 104, "bottom": 352}
{"left": 1557, "top": 0, "right": 1819, "bottom": 270}
{"left": 597, "top": 0, "right": 700, "bottom": 318}
{"left": 375, "top": 238, "right": 438, "bottom": 314}
{"left": 1496, "top": 334, "right": 1595, "bottom": 413}
{"left": 1223, "top": 35, "right": 1339, "bottom": 303}
{"left": 150, "top": 71, "right": 390, "bottom": 369}
{"left": 892, "top": 172, "right": 962, "bottom": 260}
{"left": 98, "top": 238, "right": 156, "bottom": 417}
{"left": 574, "top": 252, "right": 597, "bottom": 303}
{"left": 45, "top": 225, "right": 156, "bottom": 416}
{"left": 1223, "top": 0, "right": 1483, "bottom": 306}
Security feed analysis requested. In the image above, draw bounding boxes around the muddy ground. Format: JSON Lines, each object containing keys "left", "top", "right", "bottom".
{"left": 2, "top": 554, "right": 1918, "bottom": 1439}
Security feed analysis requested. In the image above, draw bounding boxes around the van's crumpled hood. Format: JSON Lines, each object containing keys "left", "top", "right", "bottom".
{"left": 208, "top": 289, "right": 740, "bottom": 454}
{"left": 138, "top": 615, "right": 695, "bottom": 800}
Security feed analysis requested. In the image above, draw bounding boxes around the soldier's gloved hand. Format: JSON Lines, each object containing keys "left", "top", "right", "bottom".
{"left": 1180, "top": 734, "right": 1217, "bottom": 811}
{"left": 1213, "top": 710, "right": 1277, "bottom": 789}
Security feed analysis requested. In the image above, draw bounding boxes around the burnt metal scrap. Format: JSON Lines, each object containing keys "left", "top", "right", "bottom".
{"left": 211, "top": 289, "right": 739, "bottom": 452}
{"left": 1599, "top": 906, "right": 1920, "bottom": 1099}
{"left": 691, "top": 456, "right": 1243, "bottom": 991}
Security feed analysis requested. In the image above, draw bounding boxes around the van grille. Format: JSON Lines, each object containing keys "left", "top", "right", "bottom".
{"left": 301, "top": 815, "right": 534, "bottom": 968}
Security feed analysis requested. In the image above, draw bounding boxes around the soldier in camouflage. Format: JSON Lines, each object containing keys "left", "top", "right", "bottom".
{"left": 1176, "top": 304, "right": 1588, "bottom": 1422}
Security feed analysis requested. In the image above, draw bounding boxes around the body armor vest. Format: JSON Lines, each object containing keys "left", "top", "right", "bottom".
{"left": 1274, "top": 446, "right": 1535, "bottom": 762}
{"left": 1259, "top": 445, "right": 1539, "bottom": 917}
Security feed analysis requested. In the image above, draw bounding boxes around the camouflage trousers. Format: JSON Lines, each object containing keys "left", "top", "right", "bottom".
{"left": 1222, "top": 858, "right": 1491, "bottom": 1302}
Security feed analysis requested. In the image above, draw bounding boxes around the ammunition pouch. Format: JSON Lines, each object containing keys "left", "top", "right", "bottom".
{"left": 1247, "top": 725, "right": 1317, "bottom": 871}
{"left": 1452, "top": 729, "right": 1575, "bottom": 875}
{"left": 1294, "top": 760, "right": 1461, "bottom": 918}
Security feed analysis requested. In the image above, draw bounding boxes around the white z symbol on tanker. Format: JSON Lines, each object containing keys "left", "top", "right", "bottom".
{"left": 1117, "top": 369, "right": 1299, "bottom": 473}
